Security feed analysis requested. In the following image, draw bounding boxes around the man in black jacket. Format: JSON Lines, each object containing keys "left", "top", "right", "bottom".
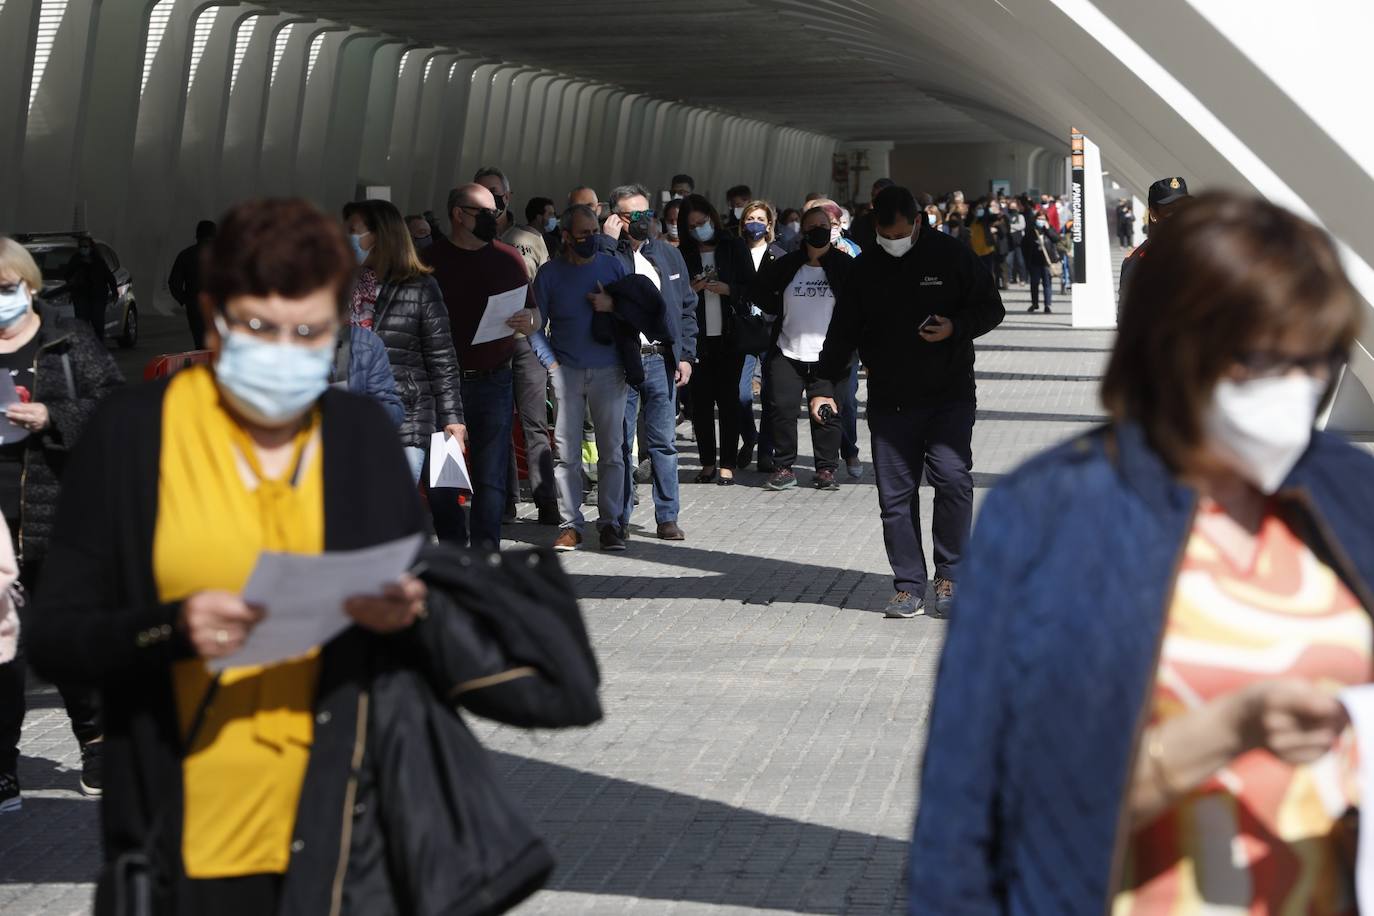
{"left": 167, "top": 220, "right": 215, "bottom": 349}
{"left": 811, "top": 186, "right": 1005, "bottom": 619}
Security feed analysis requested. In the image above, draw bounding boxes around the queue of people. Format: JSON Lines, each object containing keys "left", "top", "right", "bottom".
{"left": 7, "top": 160, "right": 1371, "bottom": 916}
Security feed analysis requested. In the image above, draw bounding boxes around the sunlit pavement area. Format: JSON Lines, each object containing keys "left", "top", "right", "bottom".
{"left": 3, "top": 271, "right": 1120, "bottom": 915}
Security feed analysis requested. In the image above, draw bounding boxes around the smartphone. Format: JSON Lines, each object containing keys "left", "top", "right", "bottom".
{"left": 918, "top": 315, "right": 938, "bottom": 332}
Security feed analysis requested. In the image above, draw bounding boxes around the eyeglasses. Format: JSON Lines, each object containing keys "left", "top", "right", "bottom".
{"left": 459, "top": 205, "right": 497, "bottom": 218}
{"left": 1234, "top": 349, "right": 1345, "bottom": 380}
{"left": 220, "top": 312, "right": 339, "bottom": 343}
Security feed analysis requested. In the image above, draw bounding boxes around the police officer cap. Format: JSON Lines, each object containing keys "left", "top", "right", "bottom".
{"left": 1148, "top": 176, "right": 1189, "bottom": 208}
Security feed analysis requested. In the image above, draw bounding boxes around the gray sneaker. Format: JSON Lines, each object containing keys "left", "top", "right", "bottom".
{"left": 934, "top": 578, "right": 956, "bottom": 617}
{"left": 883, "top": 591, "right": 924, "bottom": 619}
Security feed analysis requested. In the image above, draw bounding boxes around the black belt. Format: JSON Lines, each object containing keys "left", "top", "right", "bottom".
{"left": 460, "top": 361, "right": 512, "bottom": 380}
{"left": 640, "top": 344, "right": 667, "bottom": 357}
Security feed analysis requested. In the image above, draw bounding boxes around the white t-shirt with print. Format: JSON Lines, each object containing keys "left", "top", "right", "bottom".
{"left": 779, "top": 264, "right": 834, "bottom": 362}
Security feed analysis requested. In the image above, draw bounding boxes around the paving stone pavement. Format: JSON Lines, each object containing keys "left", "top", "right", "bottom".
{"left": 1, "top": 263, "right": 1122, "bottom": 915}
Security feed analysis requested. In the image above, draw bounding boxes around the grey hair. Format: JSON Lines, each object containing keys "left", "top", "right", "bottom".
{"left": 608, "top": 184, "right": 652, "bottom": 210}
{"left": 472, "top": 166, "right": 510, "bottom": 193}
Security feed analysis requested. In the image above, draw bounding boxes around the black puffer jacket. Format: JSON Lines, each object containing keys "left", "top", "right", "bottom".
{"left": 373, "top": 275, "right": 464, "bottom": 448}
{"left": 16, "top": 312, "right": 123, "bottom": 565}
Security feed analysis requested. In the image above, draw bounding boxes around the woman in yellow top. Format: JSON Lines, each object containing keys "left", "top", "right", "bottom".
{"left": 26, "top": 198, "right": 591, "bottom": 915}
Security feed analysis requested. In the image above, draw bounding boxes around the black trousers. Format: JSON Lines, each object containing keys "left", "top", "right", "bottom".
{"left": 766, "top": 349, "right": 841, "bottom": 472}
{"left": 0, "top": 558, "right": 102, "bottom": 773}
{"left": 690, "top": 337, "right": 744, "bottom": 469}
{"left": 185, "top": 303, "right": 207, "bottom": 350}
{"left": 74, "top": 298, "right": 104, "bottom": 342}
{"left": 869, "top": 401, "right": 975, "bottom": 596}
{"left": 508, "top": 337, "right": 556, "bottom": 512}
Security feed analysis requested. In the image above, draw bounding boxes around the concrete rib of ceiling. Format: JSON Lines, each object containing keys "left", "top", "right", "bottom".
{"left": 247, "top": 0, "right": 1025, "bottom": 143}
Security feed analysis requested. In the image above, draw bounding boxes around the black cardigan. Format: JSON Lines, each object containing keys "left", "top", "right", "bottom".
{"left": 27, "top": 381, "right": 590, "bottom": 916}
{"left": 679, "top": 234, "right": 757, "bottom": 349}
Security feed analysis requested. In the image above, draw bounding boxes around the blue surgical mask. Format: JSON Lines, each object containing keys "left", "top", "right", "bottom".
{"left": 742, "top": 221, "right": 768, "bottom": 241}
{"left": 544, "top": 217, "right": 558, "bottom": 233}
{"left": 974, "top": 208, "right": 985, "bottom": 219}
{"left": 0, "top": 284, "right": 32, "bottom": 329}
{"left": 692, "top": 224, "right": 715, "bottom": 244}
{"left": 1036, "top": 219, "right": 1048, "bottom": 228}
{"left": 348, "top": 233, "right": 368, "bottom": 264}
{"left": 213, "top": 316, "right": 335, "bottom": 426}
{"left": 927, "top": 214, "right": 937, "bottom": 226}
{"left": 412, "top": 235, "right": 432, "bottom": 251}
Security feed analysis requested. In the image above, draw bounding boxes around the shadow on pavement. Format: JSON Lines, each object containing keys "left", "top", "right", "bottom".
{"left": 492, "top": 750, "right": 908, "bottom": 914}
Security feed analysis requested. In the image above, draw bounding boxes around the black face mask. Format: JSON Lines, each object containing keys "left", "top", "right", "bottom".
{"left": 803, "top": 226, "right": 831, "bottom": 250}
{"left": 472, "top": 211, "right": 499, "bottom": 242}
{"left": 491, "top": 195, "right": 507, "bottom": 216}
{"left": 627, "top": 217, "right": 652, "bottom": 242}
{"left": 570, "top": 236, "right": 598, "bottom": 259}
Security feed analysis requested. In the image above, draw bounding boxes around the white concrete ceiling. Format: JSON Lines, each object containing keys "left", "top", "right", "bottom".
{"left": 250, "top": 0, "right": 1032, "bottom": 144}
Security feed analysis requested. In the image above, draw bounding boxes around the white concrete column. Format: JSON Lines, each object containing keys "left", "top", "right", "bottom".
{"left": 317, "top": 32, "right": 388, "bottom": 207}
{"left": 257, "top": 19, "right": 318, "bottom": 197}
{"left": 220, "top": 13, "right": 303, "bottom": 205}
{"left": 1069, "top": 133, "right": 1115, "bottom": 329}
{"left": 0, "top": 0, "right": 40, "bottom": 228}
{"left": 19, "top": 0, "right": 102, "bottom": 228}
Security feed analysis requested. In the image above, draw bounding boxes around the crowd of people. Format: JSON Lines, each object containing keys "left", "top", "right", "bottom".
{"left": 1, "top": 158, "right": 1371, "bottom": 916}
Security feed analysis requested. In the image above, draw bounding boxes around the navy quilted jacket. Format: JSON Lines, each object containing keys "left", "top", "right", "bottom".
{"left": 909, "top": 422, "right": 1374, "bottom": 915}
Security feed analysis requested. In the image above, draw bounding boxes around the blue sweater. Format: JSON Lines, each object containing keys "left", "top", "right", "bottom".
{"left": 909, "top": 422, "right": 1374, "bottom": 914}
{"left": 530, "top": 254, "right": 628, "bottom": 370}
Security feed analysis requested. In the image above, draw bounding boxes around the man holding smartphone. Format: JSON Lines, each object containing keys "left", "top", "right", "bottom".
{"left": 811, "top": 185, "right": 1005, "bottom": 618}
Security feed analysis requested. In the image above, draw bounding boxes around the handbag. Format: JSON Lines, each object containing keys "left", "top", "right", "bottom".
{"left": 105, "top": 677, "right": 221, "bottom": 916}
{"left": 730, "top": 309, "right": 772, "bottom": 356}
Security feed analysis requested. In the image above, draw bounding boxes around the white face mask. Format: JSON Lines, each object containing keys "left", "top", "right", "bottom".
{"left": 877, "top": 234, "right": 913, "bottom": 258}
{"left": 1203, "top": 375, "right": 1327, "bottom": 494}
{"left": 0, "top": 283, "right": 32, "bottom": 329}
{"left": 732, "top": 206, "right": 744, "bottom": 220}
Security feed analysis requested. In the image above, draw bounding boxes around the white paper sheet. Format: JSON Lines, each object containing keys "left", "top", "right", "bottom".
{"left": 209, "top": 534, "right": 424, "bottom": 672}
{"left": 1340, "top": 684, "right": 1374, "bottom": 912}
{"left": 0, "top": 374, "right": 30, "bottom": 445}
{"left": 470, "top": 284, "right": 529, "bottom": 345}
{"left": 428, "top": 430, "right": 472, "bottom": 490}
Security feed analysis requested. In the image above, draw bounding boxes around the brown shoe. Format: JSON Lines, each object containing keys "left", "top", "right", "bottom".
{"left": 553, "top": 529, "right": 582, "bottom": 552}
{"left": 656, "top": 521, "right": 685, "bottom": 541}
{"left": 599, "top": 526, "right": 626, "bottom": 551}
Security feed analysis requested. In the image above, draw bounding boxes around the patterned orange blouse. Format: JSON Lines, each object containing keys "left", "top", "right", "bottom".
{"left": 1114, "top": 506, "right": 1370, "bottom": 915}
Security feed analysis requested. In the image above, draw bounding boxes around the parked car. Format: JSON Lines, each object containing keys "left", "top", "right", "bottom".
{"left": 14, "top": 232, "right": 139, "bottom": 348}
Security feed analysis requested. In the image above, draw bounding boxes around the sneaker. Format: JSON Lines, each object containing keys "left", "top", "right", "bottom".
{"left": 633, "top": 459, "right": 652, "bottom": 484}
{"left": 766, "top": 468, "right": 797, "bottom": 491}
{"left": 934, "top": 577, "right": 956, "bottom": 617}
{"left": 813, "top": 469, "right": 839, "bottom": 491}
{"left": 79, "top": 741, "right": 103, "bottom": 797}
{"left": 883, "top": 591, "right": 924, "bottom": 619}
{"left": 845, "top": 457, "right": 862, "bottom": 479}
{"left": 553, "top": 529, "right": 582, "bottom": 552}
{"left": 0, "top": 771, "right": 20, "bottom": 813}
{"left": 599, "top": 527, "right": 627, "bottom": 551}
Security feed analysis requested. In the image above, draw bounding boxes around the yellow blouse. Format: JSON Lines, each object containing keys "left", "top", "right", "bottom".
{"left": 154, "top": 366, "right": 324, "bottom": 879}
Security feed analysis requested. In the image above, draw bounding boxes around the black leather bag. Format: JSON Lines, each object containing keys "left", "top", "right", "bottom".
{"left": 729, "top": 309, "right": 773, "bottom": 356}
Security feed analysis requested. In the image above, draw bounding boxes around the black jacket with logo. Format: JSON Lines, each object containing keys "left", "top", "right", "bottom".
{"left": 815, "top": 225, "right": 1005, "bottom": 408}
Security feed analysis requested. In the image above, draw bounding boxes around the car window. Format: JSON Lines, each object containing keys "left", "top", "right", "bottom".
{"left": 27, "top": 247, "right": 76, "bottom": 277}
{"left": 97, "top": 244, "right": 120, "bottom": 271}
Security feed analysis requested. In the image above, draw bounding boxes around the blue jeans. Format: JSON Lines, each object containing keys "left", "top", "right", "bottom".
{"left": 623, "top": 354, "right": 680, "bottom": 525}
{"left": 738, "top": 353, "right": 773, "bottom": 461}
{"left": 839, "top": 361, "right": 860, "bottom": 462}
{"left": 403, "top": 446, "right": 425, "bottom": 485}
{"left": 431, "top": 369, "right": 513, "bottom": 551}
